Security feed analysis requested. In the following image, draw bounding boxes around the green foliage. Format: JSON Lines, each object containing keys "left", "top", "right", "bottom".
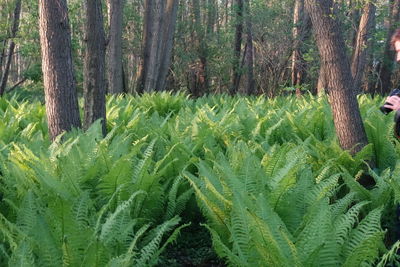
{"left": 0, "top": 92, "right": 400, "bottom": 266}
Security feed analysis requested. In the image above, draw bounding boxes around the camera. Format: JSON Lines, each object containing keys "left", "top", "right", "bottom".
{"left": 380, "top": 88, "right": 400, "bottom": 114}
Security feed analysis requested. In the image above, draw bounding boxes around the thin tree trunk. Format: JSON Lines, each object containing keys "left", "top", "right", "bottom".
{"left": 190, "top": 0, "right": 209, "bottom": 96}
{"left": 144, "top": 0, "right": 165, "bottom": 92}
{"left": 291, "top": 0, "right": 311, "bottom": 96}
{"left": 351, "top": 2, "right": 376, "bottom": 93}
{"left": 244, "top": 0, "right": 255, "bottom": 95}
{"left": 231, "top": 0, "right": 243, "bottom": 95}
{"left": 0, "top": 0, "right": 21, "bottom": 96}
{"left": 38, "top": 0, "right": 81, "bottom": 140}
{"left": 305, "top": 0, "right": 368, "bottom": 154}
{"left": 378, "top": 0, "right": 400, "bottom": 94}
{"left": 84, "top": 0, "right": 107, "bottom": 136}
{"left": 138, "top": 0, "right": 179, "bottom": 93}
{"left": 137, "top": 0, "right": 153, "bottom": 93}
{"left": 348, "top": 0, "right": 361, "bottom": 51}
{"left": 155, "top": 0, "right": 179, "bottom": 91}
{"left": 107, "top": 0, "right": 124, "bottom": 94}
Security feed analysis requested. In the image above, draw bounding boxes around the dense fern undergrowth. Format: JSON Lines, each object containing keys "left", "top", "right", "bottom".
{"left": 1, "top": 92, "right": 400, "bottom": 266}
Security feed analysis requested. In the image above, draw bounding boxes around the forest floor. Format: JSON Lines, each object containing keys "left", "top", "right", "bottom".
{"left": 159, "top": 222, "right": 226, "bottom": 267}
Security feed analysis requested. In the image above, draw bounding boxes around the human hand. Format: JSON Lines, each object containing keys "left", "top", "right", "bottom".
{"left": 384, "top": 95, "right": 400, "bottom": 111}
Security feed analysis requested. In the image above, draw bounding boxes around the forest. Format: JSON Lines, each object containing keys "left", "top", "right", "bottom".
{"left": 1, "top": 0, "right": 400, "bottom": 266}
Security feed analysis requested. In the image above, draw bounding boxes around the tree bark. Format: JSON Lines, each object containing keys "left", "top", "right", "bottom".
{"left": 138, "top": 0, "right": 178, "bottom": 93}
{"left": 38, "top": 0, "right": 81, "bottom": 140}
{"left": 107, "top": 0, "right": 124, "bottom": 94}
{"left": 351, "top": 2, "right": 376, "bottom": 93}
{"left": 244, "top": 0, "right": 255, "bottom": 95}
{"left": 0, "top": 0, "right": 21, "bottom": 96}
{"left": 317, "top": 63, "right": 328, "bottom": 95}
{"left": 305, "top": 0, "right": 368, "bottom": 154}
{"left": 291, "top": 0, "right": 311, "bottom": 96}
{"left": 144, "top": 0, "right": 165, "bottom": 92}
{"left": 231, "top": 0, "right": 243, "bottom": 95}
{"left": 188, "top": 0, "right": 209, "bottom": 97}
{"left": 377, "top": 0, "right": 400, "bottom": 94}
{"left": 155, "top": 0, "right": 179, "bottom": 92}
{"left": 84, "top": 0, "right": 107, "bottom": 136}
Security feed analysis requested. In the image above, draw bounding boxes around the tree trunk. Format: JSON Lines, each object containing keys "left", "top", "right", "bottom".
{"left": 144, "top": 0, "right": 165, "bottom": 92}
{"left": 107, "top": 0, "right": 124, "bottom": 94}
{"left": 348, "top": 0, "right": 361, "bottom": 51}
{"left": 0, "top": 0, "right": 21, "bottom": 96}
{"left": 84, "top": 0, "right": 107, "bottom": 136}
{"left": 155, "top": 0, "right": 179, "bottom": 92}
{"left": 38, "top": 0, "right": 81, "bottom": 140}
{"left": 351, "top": 2, "right": 376, "bottom": 93}
{"left": 377, "top": 0, "right": 400, "bottom": 95}
{"left": 291, "top": 0, "right": 311, "bottom": 96}
{"left": 317, "top": 63, "right": 328, "bottom": 95}
{"left": 138, "top": 0, "right": 178, "bottom": 93}
{"left": 231, "top": 0, "right": 243, "bottom": 95}
{"left": 188, "top": 0, "right": 209, "bottom": 97}
{"left": 305, "top": 0, "right": 368, "bottom": 154}
{"left": 244, "top": 0, "right": 255, "bottom": 95}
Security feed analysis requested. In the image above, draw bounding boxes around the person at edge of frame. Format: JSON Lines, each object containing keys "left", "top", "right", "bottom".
{"left": 381, "top": 28, "right": 400, "bottom": 253}
{"left": 384, "top": 29, "right": 400, "bottom": 137}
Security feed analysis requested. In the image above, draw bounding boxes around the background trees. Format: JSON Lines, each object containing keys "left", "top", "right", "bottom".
{"left": 38, "top": 0, "right": 81, "bottom": 140}
{"left": 4, "top": 0, "right": 399, "bottom": 98}
{"left": 2, "top": 0, "right": 400, "bottom": 144}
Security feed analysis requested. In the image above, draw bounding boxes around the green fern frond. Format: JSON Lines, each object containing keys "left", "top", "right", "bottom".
{"left": 134, "top": 216, "right": 181, "bottom": 267}
{"left": 8, "top": 239, "right": 35, "bottom": 267}
{"left": 343, "top": 207, "right": 383, "bottom": 258}
{"left": 377, "top": 240, "right": 400, "bottom": 267}
{"left": 100, "top": 191, "right": 145, "bottom": 244}
{"left": 334, "top": 201, "right": 370, "bottom": 246}
{"left": 203, "top": 224, "right": 246, "bottom": 267}
{"left": 330, "top": 192, "right": 357, "bottom": 218}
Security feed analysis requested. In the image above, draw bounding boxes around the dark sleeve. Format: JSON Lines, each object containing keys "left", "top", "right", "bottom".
{"left": 395, "top": 110, "right": 400, "bottom": 138}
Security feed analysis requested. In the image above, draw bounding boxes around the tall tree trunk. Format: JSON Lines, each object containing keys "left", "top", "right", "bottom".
{"left": 144, "top": 0, "right": 165, "bottom": 92}
{"left": 38, "top": 0, "right": 81, "bottom": 140}
{"left": 378, "top": 0, "right": 400, "bottom": 94}
{"left": 138, "top": 0, "right": 178, "bottom": 93}
{"left": 305, "top": 0, "right": 368, "bottom": 154}
{"left": 231, "top": 0, "right": 243, "bottom": 95}
{"left": 84, "top": 0, "right": 107, "bottom": 136}
{"left": 348, "top": 0, "right": 361, "bottom": 51}
{"left": 107, "top": 0, "right": 124, "bottom": 94}
{"left": 291, "top": 0, "right": 310, "bottom": 96}
{"left": 244, "top": 0, "right": 255, "bottom": 95}
{"left": 317, "top": 63, "right": 328, "bottom": 95}
{"left": 155, "top": 0, "right": 179, "bottom": 92}
{"left": 351, "top": 2, "right": 376, "bottom": 93}
{"left": 189, "top": 0, "right": 208, "bottom": 97}
{"left": 0, "top": 0, "right": 21, "bottom": 96}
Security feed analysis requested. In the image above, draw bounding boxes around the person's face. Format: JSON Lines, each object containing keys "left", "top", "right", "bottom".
{"left": 395, "top": 40, "right": 400, "bottom": 62}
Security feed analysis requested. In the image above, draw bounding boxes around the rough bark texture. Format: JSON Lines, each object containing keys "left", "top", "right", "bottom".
{"left": 144, "top": 0, "right": 165, "bottom": 92}
{"left": 84, "top": 0, "right": 107, "bottom": 136}
{"left": 138, "top": 0, "right": 178, "bottom": 93}
{"left": 317, "top": 63, "right": 328, "bottom": 95}
{"left": 0, "top": 0, "right": 21, "bottom": 96}
{"left": 378, "top": 0, "right": 400, "bottom": 94}
{"left": 107, "top": 0, "right": 124, "bottom": 94}
{"left": 188, "top": 0, "right": 208, "bottom": 97}
{"left": 38, "top": 0, "right": 81, "bottom": 140}
{"left": 244, "top": 0, "right": 254, "bottom": 95}
{"left": 231, "top": 0, "right": 243, "bottom": 95}
{"left": 305, "top": 0, "right": 368, "bottom": 154}
{"left": 156, "top": 0, "right": 179, "bottom": 92}
{"left": 351, "top": 3, "right": 376, "bottom": 93}
{"left": 291, "top": 0, "right": 311, "bottom": 96}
